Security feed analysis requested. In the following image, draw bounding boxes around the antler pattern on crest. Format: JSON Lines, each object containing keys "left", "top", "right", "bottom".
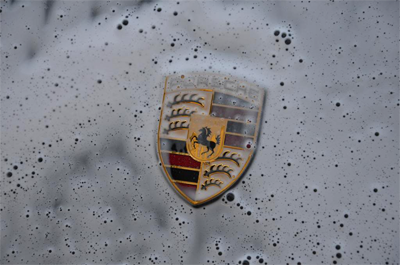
{"left": 165, "top": 108, "right": 196, "bottom": 121}
{"left": 167, "top": 94, "right": 204, "bottom": 108}
{"left": 204, "top": 164, "right": 233, "bottom": 178}
{"left": 216, "top": 151, "right": 242, "bottom": 167}
{"left": 201, "top": 178, "right": 223, "bottom": 190}
{"left": 163, "top": 120, "right": 189, "bottom": 134}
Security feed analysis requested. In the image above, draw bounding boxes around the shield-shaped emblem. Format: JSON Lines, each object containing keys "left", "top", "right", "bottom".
{"left": 187, "top": 114, "right": 227, "bottom": 162}
{"left": 157, "top": 74, "right": 264, "bottom": 205}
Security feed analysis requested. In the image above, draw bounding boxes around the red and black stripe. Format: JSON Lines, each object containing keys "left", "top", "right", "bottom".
{"left": 211, "top": 92, "right": 259, "bottom": 149}
{"left": 160, "top": 138, "right": 200, "bottom": 185}
{"left": 159, "top": 138, "right": 188, "bottom": 153}
{"left": 165, "top": 167, "right": 199, "bottom": 183}
{"left": 224, "top": 134, "right": 254, "bottom": 149}
{"left": 161, "top": 152, "right": 200, "bottom": 169}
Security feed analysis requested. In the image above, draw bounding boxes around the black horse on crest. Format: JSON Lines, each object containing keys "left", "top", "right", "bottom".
{"left": 190, "top": 127, "right": 221, "bottom": 157}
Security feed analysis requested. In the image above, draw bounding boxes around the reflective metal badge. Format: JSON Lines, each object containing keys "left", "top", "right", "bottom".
{"left": 157, "top": 74, "right": 265, "bottom": 205}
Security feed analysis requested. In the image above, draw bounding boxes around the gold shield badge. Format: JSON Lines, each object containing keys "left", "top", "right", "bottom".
{"left": 187, "top": 114, "right": 227, "bottom": 162}
{"left": 157, "top": 74, "right": 264, "bottom": 205}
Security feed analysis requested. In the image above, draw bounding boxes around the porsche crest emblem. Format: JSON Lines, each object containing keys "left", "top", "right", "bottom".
{"left": 157, "top": 74, "right": 265, "bottom": 205}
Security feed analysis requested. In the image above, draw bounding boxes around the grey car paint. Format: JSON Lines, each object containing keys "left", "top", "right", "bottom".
{"left": 1, "top": 1, "right": 398, "bottom": 264}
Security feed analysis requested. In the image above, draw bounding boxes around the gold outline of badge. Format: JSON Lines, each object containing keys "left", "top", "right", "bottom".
{"left": 157, "top": 74, "right": 265, "bottom": 206}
